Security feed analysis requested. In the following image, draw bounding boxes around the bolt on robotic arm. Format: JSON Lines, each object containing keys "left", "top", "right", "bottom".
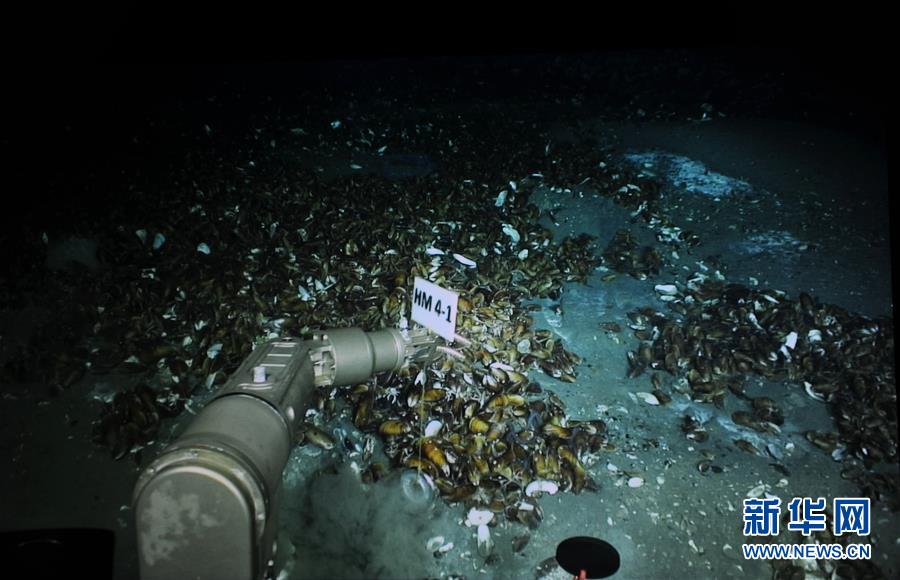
{"left": 133, "top": 325, "right": 460, "bottom": 580}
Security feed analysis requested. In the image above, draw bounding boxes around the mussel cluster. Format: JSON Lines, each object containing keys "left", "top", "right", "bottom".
{"left": 601, "top": 229, "right": 663, "bottom": 280}
{"left": 91, "top": 384, "right": 182, "bottom": 461}
{"left": 625, "top": 275, "right": 897, "bottom": 473}
{"left": 321, "top": 292, "right": 610, "bottom": 532}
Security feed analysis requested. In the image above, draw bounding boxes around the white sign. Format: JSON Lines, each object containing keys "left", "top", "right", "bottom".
{"left": 411, "top": 277, "right": 458, "bottom": 342}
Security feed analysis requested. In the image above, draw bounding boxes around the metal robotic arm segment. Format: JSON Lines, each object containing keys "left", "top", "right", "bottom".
{"left": 132, "top": 326, "right": 441, "bottom": 580}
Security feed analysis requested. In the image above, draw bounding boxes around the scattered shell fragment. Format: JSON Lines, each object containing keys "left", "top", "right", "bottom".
{"left": 452, "top": 253, "right": 477, "bottom": 268}
{"left": 502, "top": 224, "right": 521, "bottom": 243}
{"left": 196, "top": 243, "right": 211, "bottom": 255}
{"left": 783, "top": 331, "right": 798, "bottom": 350}
{"left": 654, "top": 284, "right": 678, "bottom": 296}
{"left": 437, "top": 542, "right": 453, "bottom": 554}
{"left": 424, "top": 420, "right": 443, "bottom": 437}
{"left": 476, "top": 523, "right": 493, "bottom": 557}
{"left": 688, "top": 539, "right": 702, "bottom": 554}
{"left": 525, "top": 479, "right": 559, "bottom": 497}
{"left": 426, "top": 536, "right": 446, "bottom": 552}
{"left": 635, "top": 392, "right": 660, "bottom": 406}
{"left": 804, "top": 381, "right": 826, "bottom": 403}
{"left": 746, "top": 483, "right": 768, "bottom": 498}
{"left": 627, "top": 476, "right": 644, "bottom": 488}
{"left": 465, "top": 507, "right": 494, "bottom": 527}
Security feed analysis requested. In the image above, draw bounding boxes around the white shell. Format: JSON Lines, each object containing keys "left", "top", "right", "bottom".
{"left": 516, "top": 339, "right": 531, "bottom": 354}
{"left": 495, "top": 190, "right": 508, "bottom": 207}
{"left": 465, "top": 507, "right": 493, "bottom": 527}
{"left": 525, "top": 480, "right": 559, "bottom": 497}
{"left": 424, "top": 420, "right": 442, "bottom": 437}
{"left": 502, "top": 224, "right": 520, "bottom": 243}
{"left": 197, "top": 242, "right": 211, "bottom": 255}
{"left": 783, "top": 331, "right": 798, "bottom": 350}
{"left": 654, "top": 284, "right": 678, "bottom": 295}
{"left": 517, "top": 248, "right": 529, "bottom": 260}
{"left": 152, "top": 233, "right": 166, "bottom": 250}
{"left": 746, "top": 483, "right": 767, "bottom": 498}
{"left": 636, "top": 392, "right": 660, "bottom": 406}
{"left": 206, "top": 343, "right": 223, "bottom": 359}
{"left": 135, "top": 229, "right": 147, "bottom": 243}
{"left": 476, "top": 523, "right": 493, "bottom": 557}
{"left": 804, "top": 381, "right": 826, "bottom": 403}
{"left": 426, "top": 536, "right": 445, "bottom": 552}
{"left": 807, "top": 329, "right": 822, "bottom": 342}
{"left": 425, "top": 246, "right": 445, "bottom": 256}
{"left": 453, "top": 253, "right": 477, "bottom": 268}
{"left": 627, "top": 476, "right": 644, "bottom": 488}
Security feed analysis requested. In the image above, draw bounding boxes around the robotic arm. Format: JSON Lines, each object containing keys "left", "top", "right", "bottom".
{"left": 132, "top": 326, "right": 444, "bottom": 580}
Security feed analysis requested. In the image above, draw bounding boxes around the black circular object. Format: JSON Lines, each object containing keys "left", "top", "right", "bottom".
{"left": 555, "top": 536, "right": 620, "bottom": 579}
